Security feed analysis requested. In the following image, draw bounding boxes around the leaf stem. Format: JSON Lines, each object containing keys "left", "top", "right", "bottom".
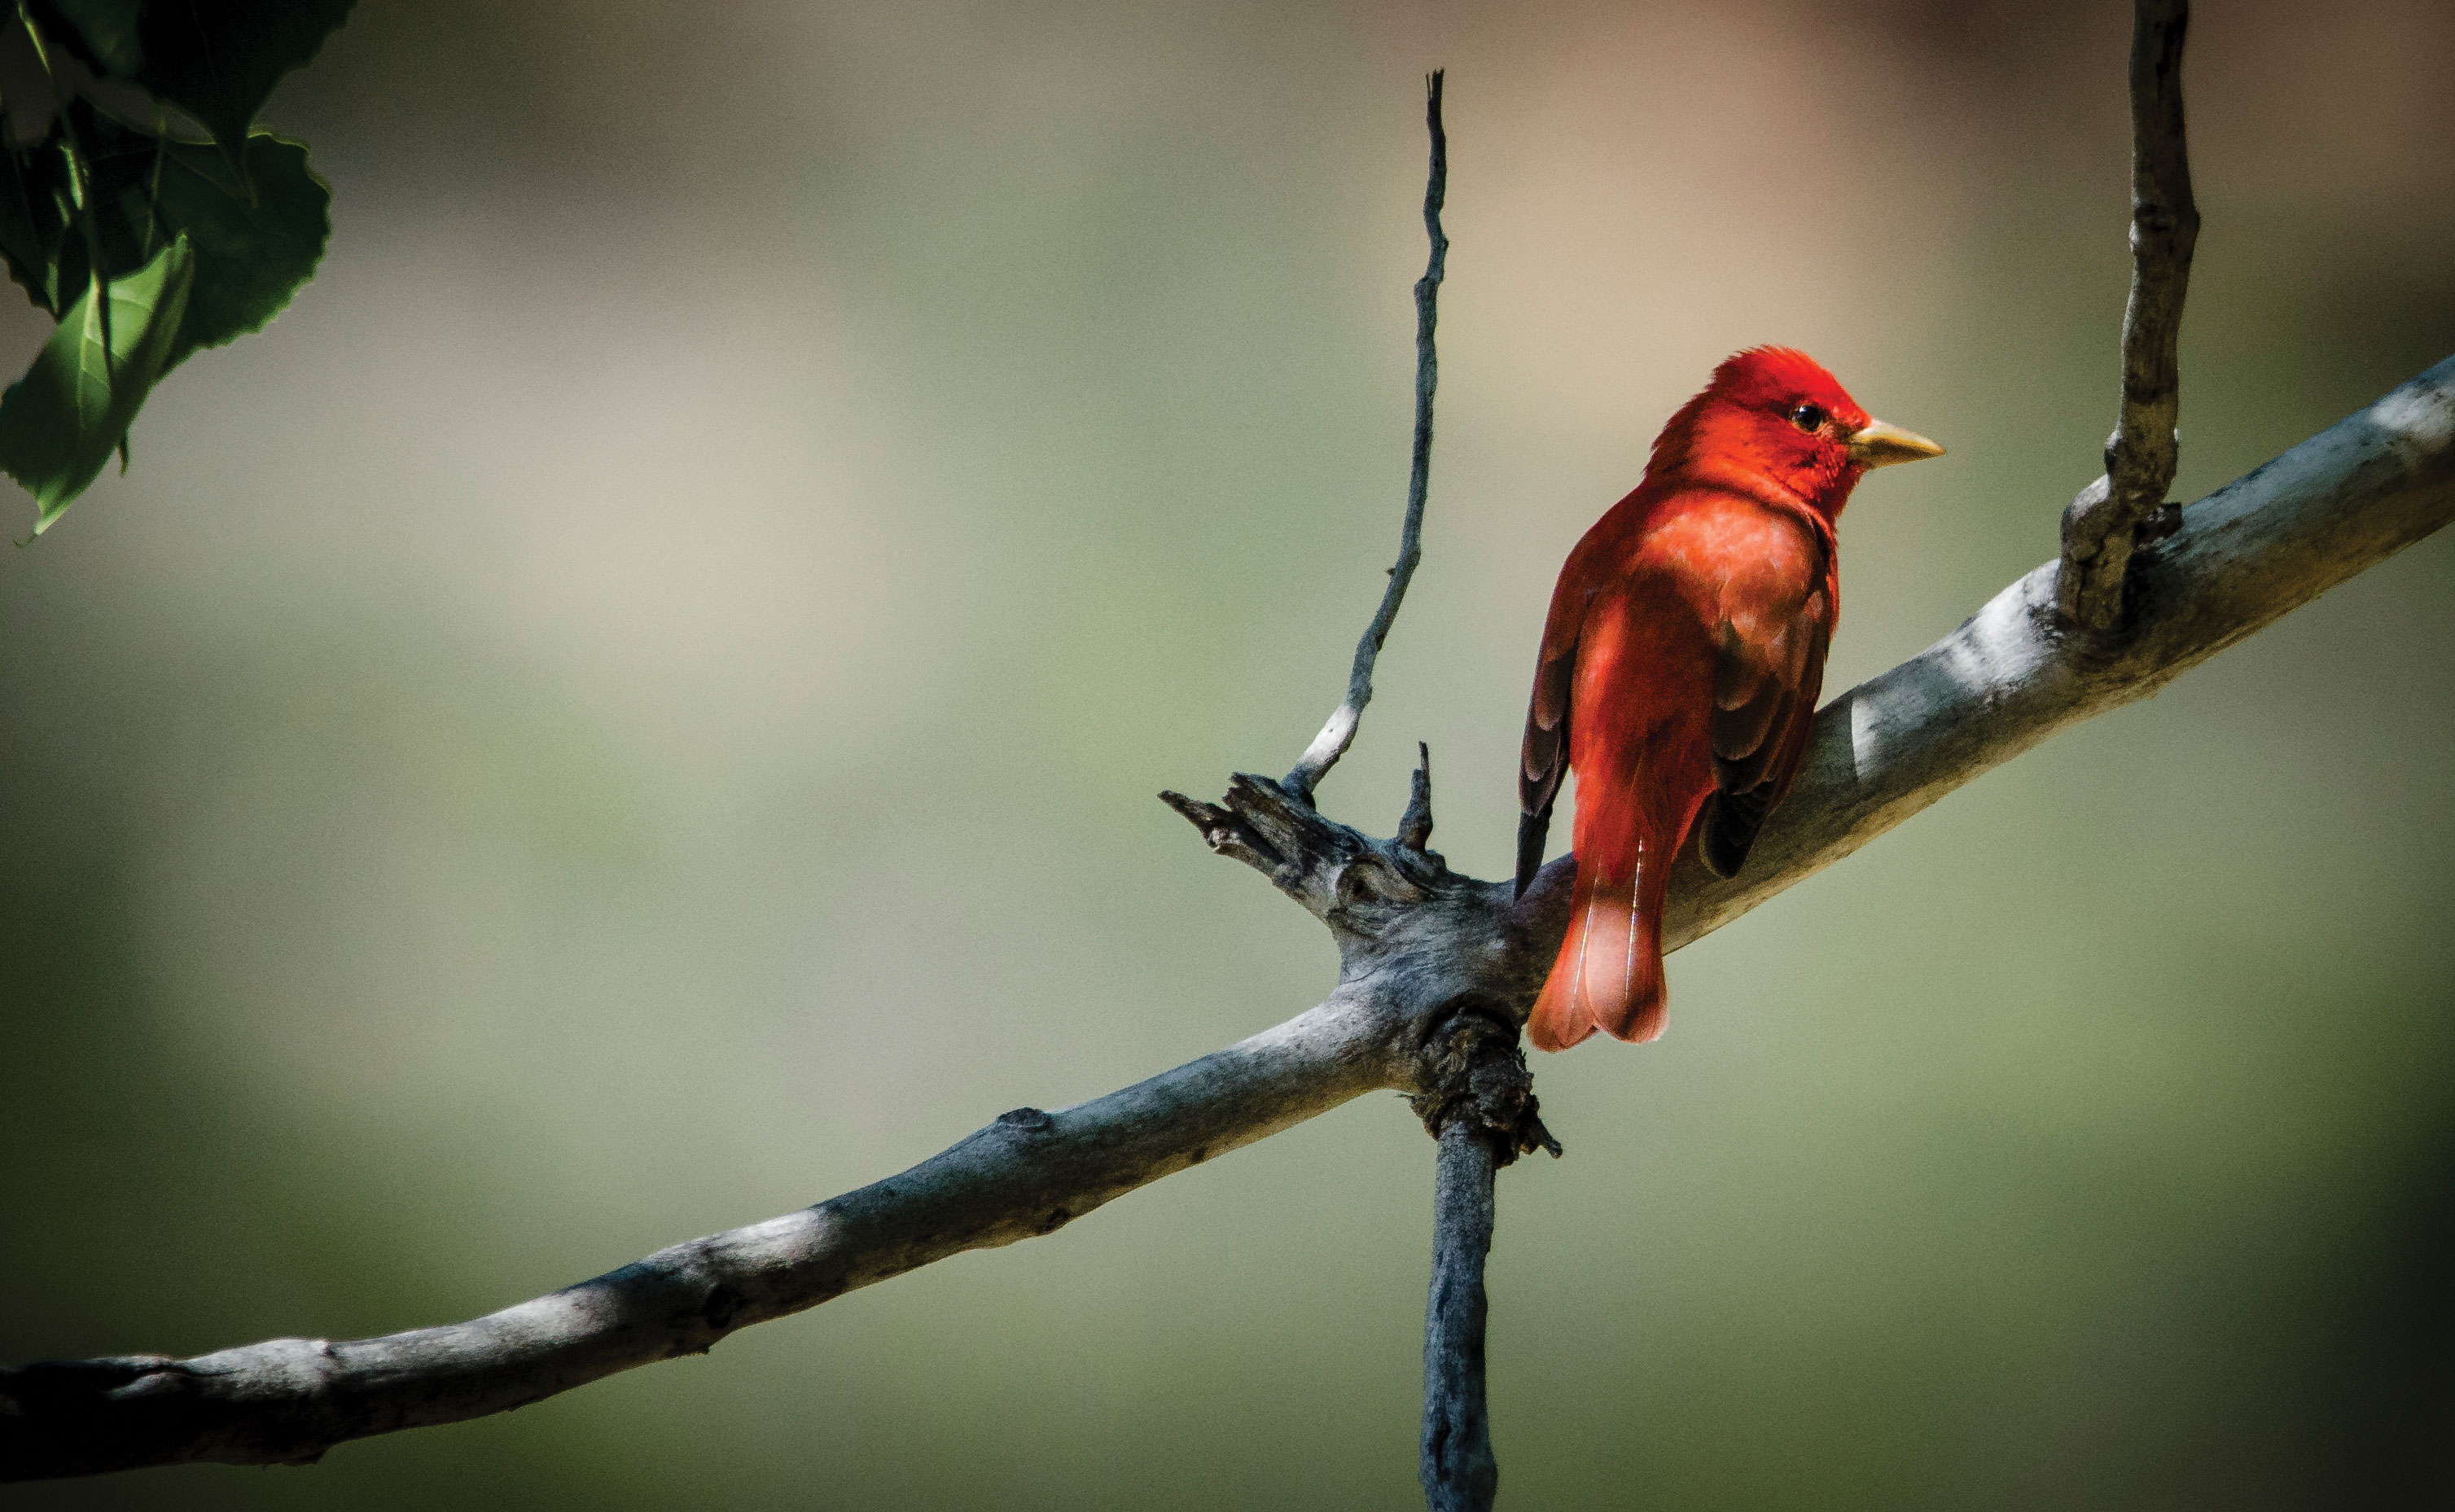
{"left": 14, "top": 6, "right": 111, "bottom": 377}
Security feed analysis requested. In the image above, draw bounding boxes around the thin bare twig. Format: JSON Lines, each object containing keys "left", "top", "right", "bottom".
{"left": 2059, "top": 0, "right": 2200, "bottom": 629}
{"left": 1284, "top": 68, "right": 1448, "bottom": 802}
{"left": 11, "top": 355, "right": 2448, "bottom": 1482}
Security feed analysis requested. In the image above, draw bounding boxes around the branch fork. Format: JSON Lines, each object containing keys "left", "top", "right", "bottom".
{"left": 1172, "top": 738, "right": 1556, "bottom": 1512}
{"left": 14, "top": 19, "right": 2455, "bottom": 1501}
{"left": 1165, "top": 756, "right": 1553, "bottom": 1512}
{"left": 10, "top": 351, "right": 2453, "bottom": 1484}
{"left": 2057, "top": 0, "right": 2201, "bottom": 631}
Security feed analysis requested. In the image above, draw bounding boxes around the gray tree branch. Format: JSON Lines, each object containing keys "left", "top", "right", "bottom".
{"left": 2059, "top": 0, "right": 2201, "bottom": 629}
{"left": 7, "top": 352, "right": 2448, "bottom": 1484}
{"left": 1285, "top": 68, "right": 1448, "bottom": 803}
{"left": 1419, "top": 1123, "right": 1498, "bottom": 1511}
{"left": 1412, "top": 1014, "right": 1554, "bottom": 1512}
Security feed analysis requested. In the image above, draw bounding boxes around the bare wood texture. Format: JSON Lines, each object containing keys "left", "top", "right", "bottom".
{"left": 1286, "top": 69, "right": 1448, "bottom": 801}
{"left": 1412, "top": 1015, "right": 1555, "bottom": 1512}
{"left": 1419, "top": 1124, "right": 1498, "bottom": 1512}
{"left": 0, "top": 994, "right": 1408, "bottom": 1479}
{"left": 5, "top": 355, "right": 2451, "bottom": 1481}
{"left": 1265, "top": 72, "right": 1530, "bottom": 1504}
{"left": 2059, "top": 0, "right": 2201, "bottom": 629}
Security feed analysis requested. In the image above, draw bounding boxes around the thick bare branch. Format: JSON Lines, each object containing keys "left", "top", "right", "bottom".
{"left": 0, "top": 992, "right": 1411, "bottom": 1479}
{"left": 2059, "top": 0, "right": 2201, "bottom": 629}
{"left": 7, "top": 355, "right": 2450, "bottom": 1483}
{"left": 1286, "top": 69, "right": 1449, "bottom": 801}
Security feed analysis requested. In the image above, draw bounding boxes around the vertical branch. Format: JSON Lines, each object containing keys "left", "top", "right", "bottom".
{"left": 1420, "top": 1121, "right": 1499, "bottom": 1512}
{"left": 1284, "top": 69, "right": 1449, "bottom": 801}
{"left": 1413, "top": 1017, "right": 1561, "bottom": 1512}
{"left": 2058, "top": 0, "right": 2199, "bottom": 630}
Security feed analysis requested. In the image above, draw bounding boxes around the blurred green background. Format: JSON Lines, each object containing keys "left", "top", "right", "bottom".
{"left": 4, "top": 1, "right": 2452, "bottom": 1506}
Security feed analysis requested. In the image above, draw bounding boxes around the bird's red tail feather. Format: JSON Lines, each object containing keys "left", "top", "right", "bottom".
{"left": 1527, "top": 860, "right": 1667, "bottom": 1052}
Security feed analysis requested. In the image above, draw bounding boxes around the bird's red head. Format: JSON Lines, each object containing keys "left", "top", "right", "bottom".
{"left": 1649, "top": 347, "right": 1943, "bottom": 519}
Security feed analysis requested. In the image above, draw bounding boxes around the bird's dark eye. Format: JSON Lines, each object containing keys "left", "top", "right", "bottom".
{"left": 1789, "top": 402, "right": 1826, "bottom": 433}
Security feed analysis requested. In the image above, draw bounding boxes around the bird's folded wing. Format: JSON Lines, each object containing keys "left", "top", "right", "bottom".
{"left": 1515, "top": 573, "right": 1588, "bottom": 896}
{"left": 1699, "top": 589, "right": 1829, "bottom": 879}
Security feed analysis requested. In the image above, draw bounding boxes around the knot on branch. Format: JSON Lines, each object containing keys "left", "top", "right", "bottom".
{"left": 2058, "top": 472, "right": 2181, "bottom": 631}
{"left": 1409, "top": 1011, "right": 1561, "bottom": 1166}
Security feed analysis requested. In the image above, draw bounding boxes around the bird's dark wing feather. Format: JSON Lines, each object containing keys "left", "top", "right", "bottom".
{"left": 1516, "top": 629, "right": 1576, "bottom": 898}
{"left": 1699, "top": 594, "right": 1829, "bottom": 880}
{"left": 1516, "top": 552, "right": 1601, "bottom": 902}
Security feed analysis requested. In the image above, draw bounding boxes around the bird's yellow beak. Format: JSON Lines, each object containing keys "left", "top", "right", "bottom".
{"left": 1847, "top": 419, "right": 1946, "bottom": 468}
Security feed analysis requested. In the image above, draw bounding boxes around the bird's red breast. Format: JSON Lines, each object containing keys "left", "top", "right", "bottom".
{"left": 1517, "top": 348, "right": 1942, "bottom": 1051}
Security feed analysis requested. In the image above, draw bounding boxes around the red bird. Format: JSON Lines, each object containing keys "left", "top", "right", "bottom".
{"left": 1516, "top": 348, "right": 1942, "bottom": 1051}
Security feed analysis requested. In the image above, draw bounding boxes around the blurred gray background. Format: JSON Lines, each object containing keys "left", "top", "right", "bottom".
{"left": 4, "top": 0, "right": 2452, "bottom": 1506}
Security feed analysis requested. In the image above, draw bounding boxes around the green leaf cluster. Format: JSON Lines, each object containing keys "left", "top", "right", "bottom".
{"left": 0, "top": 1, "right": 350, "bottom": 531}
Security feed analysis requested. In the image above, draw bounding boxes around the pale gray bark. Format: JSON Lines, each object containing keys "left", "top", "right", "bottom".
{"left": 2058, "top": 0, "right": 2201, "bottom": 629}
{"left": 7, "top": 353, "right": 2448, "bottom": 1484}
{"left": 1286, "top": 69, "right": 1447, "bottom": 802}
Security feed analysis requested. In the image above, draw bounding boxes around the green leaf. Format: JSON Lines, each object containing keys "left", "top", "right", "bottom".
{"left": 0, "top": 146, "right": 66, "bottom": 312}
{"left": 131, "top": 1, "right": 356, "bottom": 150}
{"left": 151, "top": 132, "right": 327, "bottom": 369}
{"left": 0, "top": 108, "right": 178, "bottom": 311}
{"left": 0, "top": 232, "right": 192, "bottom": 530}
{"left": 41, "top": 0, "right": 145, "bottom": 77}
{"left": 0, "top": 115, "right": 327, "bottom": 350}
